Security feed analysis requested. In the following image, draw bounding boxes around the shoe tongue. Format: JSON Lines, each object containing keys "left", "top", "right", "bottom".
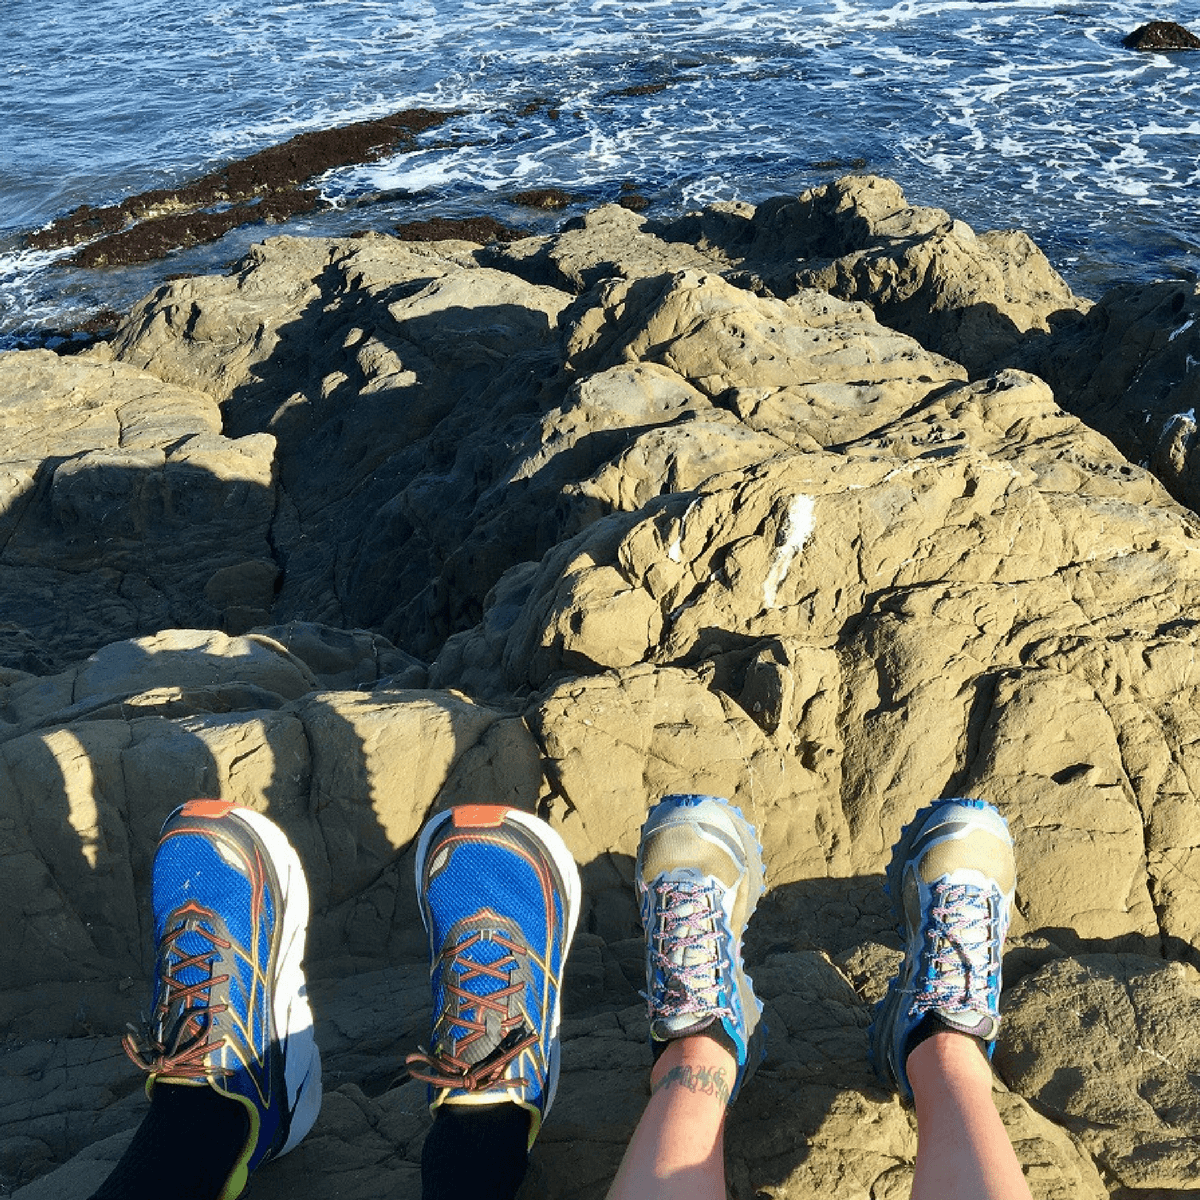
{"left": 457, "top": 1008, "right": 505, "bottom": 1065}
{"left": 934, "top": 1009, "right": 998, "bottom": 1040}
{"left": 448, "top": 924, "right": 532, "bottom": 1062}
{"left": 462, "top": 1021, "right": 531, "bottom": 1068}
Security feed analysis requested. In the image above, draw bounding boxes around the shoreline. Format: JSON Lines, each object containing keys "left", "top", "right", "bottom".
{"left": 7, "top": 80, "right": 1200, "bottom": 354}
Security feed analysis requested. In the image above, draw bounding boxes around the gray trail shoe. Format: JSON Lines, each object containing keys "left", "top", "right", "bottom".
{"left": 636, "top": 793, "right": 766, "bottom": 1102}
{"left": 869, "top": 797, "right": 1016, "bottom": 1101}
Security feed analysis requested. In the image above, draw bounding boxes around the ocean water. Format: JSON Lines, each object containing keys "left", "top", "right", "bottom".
{"left": 1, "top": 0, "right": 1198, "bottom": 346}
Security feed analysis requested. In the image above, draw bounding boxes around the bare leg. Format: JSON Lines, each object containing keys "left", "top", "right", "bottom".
{"left": 605, "top": 1033, "right": 733, "bottom": 1200}
{"left": 612, "top": 795, "right": 766, "bottom": 1200}
{"left": 908, "top": 1031, "right": 1032, "bottom": 1200}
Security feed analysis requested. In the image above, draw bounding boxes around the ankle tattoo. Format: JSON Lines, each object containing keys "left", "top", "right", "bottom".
{"left": 652, "top": 1063, "right": 732, "bottom": 1107}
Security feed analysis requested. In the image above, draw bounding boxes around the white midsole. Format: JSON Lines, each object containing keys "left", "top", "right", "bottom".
{"left": 232, "top": 806, "right": 323, "bottom": 1156}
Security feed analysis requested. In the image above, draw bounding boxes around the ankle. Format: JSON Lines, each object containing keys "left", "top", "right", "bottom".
{"left": 649, "top": 1033, "right": 737, "bottom": 1103}
{"left": 906, "top": 1028, "right": 992, "bottom": 1100}
{"left": 90, "top": 1084, "right": 249, "bottom": 1200}
{"left": 421, "top": 1104, "right": 530, "bottom": 1200}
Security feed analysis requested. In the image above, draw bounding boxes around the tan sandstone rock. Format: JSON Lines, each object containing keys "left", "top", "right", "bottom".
{"left": 1000, "top": 954, "right": 1200, "bottom": 1190}
{"left": 657, "top": 174, "right": 1091, "bottom": 378}
{"left": 7, "top": 179, "right": 1200, "bottom": 1199}
{"left": 0, "top": 351, "right": 273, "bottom": 669}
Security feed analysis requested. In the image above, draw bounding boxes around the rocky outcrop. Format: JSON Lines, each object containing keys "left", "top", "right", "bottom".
{"left": 1000, "top": 954, "right": 1200, "bottom": 1192}
{"left": 1122, "top": 21, "right": 1200, "bottom": 50}
{"left": 483, "top": 176, "right": 1090, "bottom": 381}
{"left": 26, "top": 110, "right": 456, "bottom": 267}
{"left": 654, "top": 174, "right": 1092, "bottom": 378}
{"left": 8, "top": 175, "right": 1200, "bottom": 1198}
{"left": 0, "top": 350, "right": 276, "bottom": 670}
{"left": 1016, "top": 279, "right": 1200, "bottom": 508}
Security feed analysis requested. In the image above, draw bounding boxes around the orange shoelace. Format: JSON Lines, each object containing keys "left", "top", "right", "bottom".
{"left": 406, "top": 929, "right": 537, "bottom": 1092}
{"left": 124, "top": 906, "right": 233, "bottom": 1080}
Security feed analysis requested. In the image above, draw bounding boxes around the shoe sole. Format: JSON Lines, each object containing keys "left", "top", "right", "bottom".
{"left": 226, "top": 805, "right": 322, "bottom": 1158}
{"left": 413, "top": 806, "right": 583, "bottom": 1113}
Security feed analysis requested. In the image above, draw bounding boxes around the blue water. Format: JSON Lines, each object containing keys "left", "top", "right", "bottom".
{"left": 1, "top": 0, "right": 1198, "bottom": 345}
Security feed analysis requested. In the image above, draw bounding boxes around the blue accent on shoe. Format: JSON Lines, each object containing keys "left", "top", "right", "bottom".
{"left": 124, "top": 800, "right": 321, "bottom": 1200}
{"left": 636, "top": 793, "right": 766, "bottom": 1103}
{"left": 407, "top": 806, "right": 581, "bottom": 1148}
{"left": 868, "top": 797, "right": 1015, "bottom": 1102}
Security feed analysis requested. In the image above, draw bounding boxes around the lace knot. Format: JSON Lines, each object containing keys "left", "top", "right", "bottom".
{"left": 123, "top": 902, "right": 232, "bottom": 1081}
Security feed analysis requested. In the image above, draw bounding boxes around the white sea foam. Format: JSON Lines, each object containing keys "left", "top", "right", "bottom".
{"left": 1, "top": 0, "right": 1198, "bottom": 342}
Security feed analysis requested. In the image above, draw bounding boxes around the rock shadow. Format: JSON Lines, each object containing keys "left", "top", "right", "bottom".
{"left": 0, "top": 455, "right": 279, "bottom": 672}
{"left": 210, "top": 268, "right": 616, "bottom": 657}
{"left": 0, "top": 450, "right": 502, "bottom": 1193}
{"left": 1025, "top": 926, "right": 1196, "bottom": 973}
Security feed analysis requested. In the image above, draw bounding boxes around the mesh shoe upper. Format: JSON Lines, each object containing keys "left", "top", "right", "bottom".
{"left": 869, "top": 797, "right": 1015, "bottom": 1102}
{"left": 124, "top": 800, "right": 321, "bottom": 1199}
{"left": 636, "top": 793, "right": 766, "bottom": 1102}
{"left": 407, "top": 805, "right": 581, "bottom": 1147}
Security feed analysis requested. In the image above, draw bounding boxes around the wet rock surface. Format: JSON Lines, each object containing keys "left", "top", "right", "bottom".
{"left": 1122, "top": 21, "right": 1200, "bottom": 49}
{"left": 26, "top": 109, "right": 455, "bottom": 268}
{"left": 6, "top": 174, "right": 1200, "bottom": 1198}
{"left": 393, "top": 215, "right": 531, "bottom": 244}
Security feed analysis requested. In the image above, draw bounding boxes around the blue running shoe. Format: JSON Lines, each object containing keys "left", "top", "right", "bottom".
{"left": 636, "top": 794, "right": 766, "bottom": 1102}
{"left": 406, "top": 805, "right": 581, "bottom": 1147}
{"left": 869, "top": 797, "right": 1016, "bottom": 1102}
{"left": 123, "top": 800, "right": 322, "bottom": 1199}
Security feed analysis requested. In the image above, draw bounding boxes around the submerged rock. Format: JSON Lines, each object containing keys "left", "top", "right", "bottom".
{"left": 26, "top": 109, "right": 456, "bottom": 267}
{"left": 1123, "top": 21, "right": 1200, "bottom": 49}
